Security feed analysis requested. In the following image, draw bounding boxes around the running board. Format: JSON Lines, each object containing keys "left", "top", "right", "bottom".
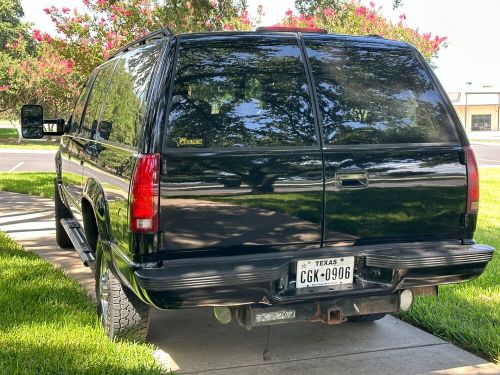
{"left": 60, "top": 218, "right": 95, "bottom": 267}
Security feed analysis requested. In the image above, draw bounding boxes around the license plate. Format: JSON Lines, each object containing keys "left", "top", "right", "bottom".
{"left": 296, "top": 256, "right": 355, "bottom": 288}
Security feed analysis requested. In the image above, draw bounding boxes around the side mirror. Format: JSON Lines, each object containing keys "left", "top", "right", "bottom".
{"left": 21, "top": 104, "right": 44, "bottom": 139}
{"left": 20, "top": 104, "right": 66, "bottom": 139}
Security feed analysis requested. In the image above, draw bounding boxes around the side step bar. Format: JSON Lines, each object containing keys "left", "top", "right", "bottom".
{"left": 60, "top": 218, "right": 95, "bottom": 268}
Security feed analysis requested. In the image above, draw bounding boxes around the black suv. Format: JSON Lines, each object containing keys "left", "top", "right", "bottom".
{"left": 21, "top": 27, "right": 494, "bottom": 341}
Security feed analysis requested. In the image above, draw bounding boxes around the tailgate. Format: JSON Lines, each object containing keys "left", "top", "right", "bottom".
{"left": 322, "top": 146, "right": 466, "bottom": 244}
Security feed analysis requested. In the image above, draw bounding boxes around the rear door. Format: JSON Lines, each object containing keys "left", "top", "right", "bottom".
{"left": 304, "top": 36, "right": 467, "bottom": 245}
{"left": 159, "top": 35, "right": 324, "bottom": 257}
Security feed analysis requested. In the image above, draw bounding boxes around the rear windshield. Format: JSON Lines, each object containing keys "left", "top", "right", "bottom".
{"left": 166, "top": 37, "right": 317, "bottom": 149}
{"left": 305, "top": 39, "right": 459, "bottom": 145}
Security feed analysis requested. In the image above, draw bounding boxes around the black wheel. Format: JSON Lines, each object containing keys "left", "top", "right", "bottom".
{"left": 347, "top": 313, "right": 387, "bottom": 322}
{"left": 96, "top": 241, "right": 150, "bottom": 341}
{"left": 54, "top": 179, "right": 73, "bottom": 249}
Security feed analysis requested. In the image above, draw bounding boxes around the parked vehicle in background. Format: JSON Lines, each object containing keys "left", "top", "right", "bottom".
{"left": 21, "top": 26, "right": 494, "bottom": 341}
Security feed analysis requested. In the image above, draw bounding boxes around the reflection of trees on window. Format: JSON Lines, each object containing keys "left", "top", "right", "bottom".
{"left": 98, "top": 42, "right": 162, "bottom": 146}
{"left": 69, "top": 74, "right": 95, "bottom": 134}
{"left": 305, "top": 41, "right": 459, "bottom": 145}
{"left": 80, "top": 63, "right": 115, "bottom": 138}
{"left": 167, "top": 39, "right": 317, "bottom": 148}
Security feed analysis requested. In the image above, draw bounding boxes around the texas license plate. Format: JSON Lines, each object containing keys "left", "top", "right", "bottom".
{"left": 296, "top": 256, "right": 355, "bottom": 288}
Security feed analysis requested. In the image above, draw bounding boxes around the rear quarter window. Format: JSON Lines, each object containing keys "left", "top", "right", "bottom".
{"left": 166, "top": 37, "right": 317, "bottom": 149}
{"left": 305, "top": 39, "right": 459, "bottom": 145}
{"left": 97, "top": 41, "right": 162, "bottom": 147}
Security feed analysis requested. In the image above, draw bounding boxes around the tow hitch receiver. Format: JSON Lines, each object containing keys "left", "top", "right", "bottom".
{"left": 235, "top": 294, "right": 399, "bottom": 330}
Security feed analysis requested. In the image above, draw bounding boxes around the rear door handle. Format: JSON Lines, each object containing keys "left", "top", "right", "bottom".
{"left": 335, "top": 171, "right": 368, "bottom": 189}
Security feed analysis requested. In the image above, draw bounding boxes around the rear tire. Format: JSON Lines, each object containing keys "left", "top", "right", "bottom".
{"left": 96, "top": 242, "right": 150, "bottom": 342}
{"left": 54, "top": 179, "right": 73, "bottom": 249}
{"left": 347, "top": 313, "right": 387, "bottom": 322}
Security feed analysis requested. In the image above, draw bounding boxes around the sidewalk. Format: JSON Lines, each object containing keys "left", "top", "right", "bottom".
{"left": 0, "top": 190, "right": 499, "bottom": 375}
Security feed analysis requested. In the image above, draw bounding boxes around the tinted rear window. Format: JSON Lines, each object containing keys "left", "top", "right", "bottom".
{"left": 166, "top": 37, "right": 317, "bottom": 148}
{"left": 305, "top": 40, "right": 459, "bottom": 145}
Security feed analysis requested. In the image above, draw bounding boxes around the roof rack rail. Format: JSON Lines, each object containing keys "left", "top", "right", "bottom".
{"left": 108, "top": 27, "right": 173, "bottom": 59}
{"left": 367, "top": 34, "right": 384, "bottom": 38}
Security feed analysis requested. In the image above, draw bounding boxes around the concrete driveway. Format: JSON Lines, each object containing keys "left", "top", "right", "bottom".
{"left": 0, "top": 190, "right": 498, "bottom": 375}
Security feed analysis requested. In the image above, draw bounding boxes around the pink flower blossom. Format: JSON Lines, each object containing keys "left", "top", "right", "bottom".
{"left": 0, "top": 85, "right": 9, "bottom": 92}
{"left": 370, "top": 1, "right": 376, "bottom": 7}
{"left": 324, "top": 8, "right": 335, "bottom": 17}
{"left": 355, "top": 6, "right": 367, "bottom": 16}
{"left": 399, "top": 14, "right": 406, "bottom": 21}
{"left": 97, "top": 0, "right": 106, "bottom": 6}
{"left": 285, "top": 9, "right": 293, "bottom": 17}
{"left": 62, "top": 7, "right": 70, "bottom": 14}
{"left": 32, "top": 29, "right": 43, "bottom": 42}
{"left": 43, "top": 8, "right": 51, "bottom": 14}
{"left": 366, "top": 12, "right": 376, "bottom": 22}
{"left": 110, "top": 14, "right": 116, "bottom": 21}
{"left": 210, "top": 0, "right": 218, "bottom": 7}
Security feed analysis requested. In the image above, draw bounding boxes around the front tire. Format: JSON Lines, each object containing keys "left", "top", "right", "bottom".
{"left": 54, "top": 179, "right": 73, "bottom": 249}
{"left": 347, "top": 313, "right": 387, "bottom": 322}
{"left": 96, "top": 242, "right": 150, "bottom": 341}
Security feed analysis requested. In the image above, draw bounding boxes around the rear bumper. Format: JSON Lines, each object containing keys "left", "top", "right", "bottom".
{"left": 134, "top": 241, "right": 494, "bottom": 309}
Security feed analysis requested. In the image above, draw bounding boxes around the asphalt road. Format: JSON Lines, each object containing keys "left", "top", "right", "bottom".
{"left": 0, "top": 149, "right": 56, "bottom": 172}
{"left": 471, "top": 142, "right": 500, "bottom": 166}
{"left": 1, "top": 190, "right": 498, "bottom": 374}
{"left": 0, "top": 143, "right": 498, "bottom": 173}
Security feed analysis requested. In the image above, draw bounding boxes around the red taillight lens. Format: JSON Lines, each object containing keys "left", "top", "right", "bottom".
{"left": 464, "top": 146, "right": 479, "bottom": 214}
{"left": 130, "top": 153, "right": 160, "bottom": 233}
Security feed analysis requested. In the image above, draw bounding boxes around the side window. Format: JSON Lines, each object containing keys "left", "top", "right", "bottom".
{"left": 166, "top": 39, "right": 317, "bottom": 149}
{"left": 68, "top": 73, "right": 96, "bottom": 134}
{"left": 305, "top": 40, "right": 459, "bottom": 145}
{"left": 80, "top": 62, "right": 116, "bottom": 139}
{"left": 98, "top": 41, "right": 162, "bottom": 147}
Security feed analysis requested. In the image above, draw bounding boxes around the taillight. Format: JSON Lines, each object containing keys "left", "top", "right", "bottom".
{"left": 464, "top": 146, "right": 479, "bottom": 214}
{"left": 130, "top": 153, "right": 160, "bottom": 233}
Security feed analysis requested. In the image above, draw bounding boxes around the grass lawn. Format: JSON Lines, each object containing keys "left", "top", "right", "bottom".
{"left": 0, "top": 142, "right": 59, "bottom": 150}
{"left": 0, "top": 126, "right": 59, "bottom": 149}
{"left": 399, "top": 167, "right": 499, "bottom": 364}
{"left": 0, "top": 127, "right": 19, "bottom": 139}
{"left": 0, "top": 231, "right": 163, "bottom": 374}
{"left": 0, "top": 172, "right": 80, "bottom": 199}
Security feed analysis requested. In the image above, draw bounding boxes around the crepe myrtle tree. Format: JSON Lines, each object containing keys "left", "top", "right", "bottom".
{"left": 0, "top": 33, "right": 80, "bottom": 118}
{"left": 42, "top": 0, "right": 258, "bottom": 79}
{"left": 287, "top": 0, "right": 446, "bottom": 61}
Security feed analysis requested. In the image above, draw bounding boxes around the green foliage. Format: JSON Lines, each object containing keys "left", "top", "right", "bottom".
{"left": 0, "top": 0, "right": 28, "bottom": 50}
{"left": 0, "top": 231, "right": 163, "bottom": 374}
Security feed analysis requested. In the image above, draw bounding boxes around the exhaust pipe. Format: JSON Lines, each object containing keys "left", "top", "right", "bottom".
{"left": 213, "top": 307, "right": 232, "bottom": 324}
